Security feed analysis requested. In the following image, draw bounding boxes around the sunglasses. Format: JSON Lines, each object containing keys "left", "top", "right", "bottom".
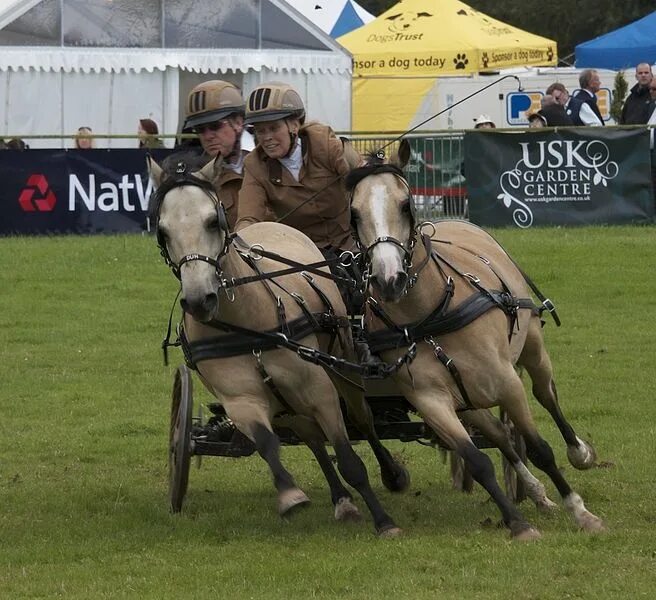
{"left": 194, "top": 120, "right": 228, "bottom": 134}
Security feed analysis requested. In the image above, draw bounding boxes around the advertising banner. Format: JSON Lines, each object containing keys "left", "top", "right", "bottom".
{"left": 464, "top": 128, "right": 654, "bottom": 227}
{"left": 0, "top": 148, "right": 174, "bottom": 235}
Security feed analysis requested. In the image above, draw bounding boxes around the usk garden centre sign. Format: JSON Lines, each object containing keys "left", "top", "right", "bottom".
{"left": 464, "top": 129, "right": 654, "bottom": 227}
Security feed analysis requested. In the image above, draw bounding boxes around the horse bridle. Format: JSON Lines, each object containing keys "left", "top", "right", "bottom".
{"left": 347, "top": 163, "right": 418, "bottom": 286}
{"left": 152, "top": 161, "right": 231, "bottom": 281}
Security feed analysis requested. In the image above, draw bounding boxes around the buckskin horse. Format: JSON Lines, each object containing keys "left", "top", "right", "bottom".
{"left": 148, "top": 154, "right": 410, "bottom": 536}
{"left": 345, "top": 140, "right": 605, "bottom": 539}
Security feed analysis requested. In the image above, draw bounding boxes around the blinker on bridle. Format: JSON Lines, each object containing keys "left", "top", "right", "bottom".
{"left": 154, "top": 161, "right": 231, "bottom": 281}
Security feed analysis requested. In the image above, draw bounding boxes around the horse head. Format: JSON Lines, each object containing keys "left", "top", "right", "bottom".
{"left": 148, "top": 154, "right": 229, "bottom": 322}
{"left": 346, "top": 139, "right": 414, "bottom": 302}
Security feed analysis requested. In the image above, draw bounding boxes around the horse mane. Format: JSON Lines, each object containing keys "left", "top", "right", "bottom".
{"left": 148, "top": 151, "right": 214, "bottom": 221}
{"left": 344, "top": 160, "right": 406, "bottom": 192}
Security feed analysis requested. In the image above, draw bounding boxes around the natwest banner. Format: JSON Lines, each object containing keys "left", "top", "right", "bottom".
{"left": 464, "top": 129, "right": 654, "bottom": 227}
{"left": 1, "top": 148, "right": 174, "bottom": 235}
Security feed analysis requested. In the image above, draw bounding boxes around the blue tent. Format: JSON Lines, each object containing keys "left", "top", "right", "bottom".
{"left": 575, "top": 12, "right": 656, "bottom": 69}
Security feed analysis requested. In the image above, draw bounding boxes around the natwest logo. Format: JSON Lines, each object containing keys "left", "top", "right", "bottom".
{"left": 18, "top": 174, "right": 57, "bottom": 212}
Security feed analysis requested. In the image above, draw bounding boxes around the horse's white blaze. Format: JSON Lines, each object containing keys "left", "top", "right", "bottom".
{"left": 368, "top": 183, "right": 405, "bottom": 282}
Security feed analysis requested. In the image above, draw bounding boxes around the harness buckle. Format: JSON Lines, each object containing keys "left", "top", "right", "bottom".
{"left": 297, "top": 346, "right": 321, "bottom": 364}
{"left": 542, "top": 298, "right": 556, "bottom": 314}
{"left": 464, "top": 272, "right": 480, "bottom": 284}
{"left": 478, "top": 255, "right": 491, "bottom": 265}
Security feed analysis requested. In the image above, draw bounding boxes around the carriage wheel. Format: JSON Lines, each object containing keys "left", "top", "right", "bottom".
{"left": 169, "top": 364, "right": 193, "bottom": 512}
{"left": 500, "top": 408, "right": 527, "bottom": 504}
{"left": 449, "top": 451, "right": 474, "bottom": 493}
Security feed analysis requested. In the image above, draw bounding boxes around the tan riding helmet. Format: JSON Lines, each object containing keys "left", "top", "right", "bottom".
{"left": 245, "top": 82, "right": 306, "bottom": 124}
{"left": 184, "top": 80, "right": 245, "bottom": 129}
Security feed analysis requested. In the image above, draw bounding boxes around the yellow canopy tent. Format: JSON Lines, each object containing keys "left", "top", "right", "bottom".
{"left": 337, "top": 0, "right": 557, "bottom": 131}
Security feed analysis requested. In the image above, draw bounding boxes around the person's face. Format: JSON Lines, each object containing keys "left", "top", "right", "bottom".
{"left": 77, "top": 128, "right": 92, "bottom": 149}
{"left": 551, "top": 89, "right": 569, "bottom": 106}
{"left": 529, "top": 117, "right": 545, "bottom": 128}
{"left": 137, "top": 123, "right": 147, "bottom": 141}
{"left": 475, "top": 122, "right": 494, "bottom": 130}
{"left": 253, "top": 118, "right": 299, "bottom": 159}
{"left": 588, "top": 72, "right": 601, "bottom": 93}
{"left": 636, "top": 64, "right": 653, "bottom": 87}
{"left": 649, "top": 81, "right": 656, "bottom": 100}
{"left": 195, "top": 116, "right": 243, "bottom": 158}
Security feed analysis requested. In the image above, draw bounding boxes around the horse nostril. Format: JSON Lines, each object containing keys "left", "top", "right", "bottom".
{"left": 202, "top": 292, "right": 218, "bottom": 313}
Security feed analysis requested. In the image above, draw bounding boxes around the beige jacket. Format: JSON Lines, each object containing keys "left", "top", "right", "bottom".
{"left": 235, "top": 122, "right": 354, "bottom": 250}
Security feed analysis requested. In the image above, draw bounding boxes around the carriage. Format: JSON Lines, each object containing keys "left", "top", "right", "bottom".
{"left": 168, "top": 356, "right": 527, "bottom": 513}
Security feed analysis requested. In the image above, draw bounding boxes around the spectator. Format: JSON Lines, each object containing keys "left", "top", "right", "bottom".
{"left": 647, "top": 81, "right": 656, "bottom": 197}
{"left": 181, "top": 80, "right": 253, "bottom": 229}
{"left": 0, "top": 138, "right": 6, "bottom": 149}
{"left": 534, "top": 94, "right": 574, "bottom": 127}
{"left": 546, "top": 82, "right": 601, "bottom": 126}
{"left": 572, "top": 69, "right": 604, "bottom": 126}
{"left": 527, "top": 112, "right": 546, "bottom": 128}
{"left": 138, "top": 118, "right": 164, "bottom": 149}
{"left": 473, "top": 114, "right": 496, "bottom": 129}
{"left": 74, "top": 126, "right": 94, "bottom": 149}
{"left": 620, "top": 63, "right": 653, "bottom": 125}
{"left": 6, "top": 138, "right": 29, "bottom": 150}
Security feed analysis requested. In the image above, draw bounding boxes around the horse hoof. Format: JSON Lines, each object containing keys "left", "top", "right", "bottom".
{"left": 334, "top": 497, "right": 362, "bottom": 522}
{"left": 579, "top": 512, "right": 607, "bottom": 533}
{"left": 567, "top": 438, "right": 597, "bottom": 470}
{"left": 512, "top": 526, "right": 542, "bottom": 542}
{"left": 382, "top": 464, "right": 411, "bottom": 493}
{"left": 377, "top": 524, "right": 403, "bottom": 538}
{"left": 278, "top": 488, "right": 310, "bottom": 516}
{"left": 536, "top": 497, "right": 559, "bottom": 513}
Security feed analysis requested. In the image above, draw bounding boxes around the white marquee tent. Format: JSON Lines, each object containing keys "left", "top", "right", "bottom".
{"left": 0, "top": 0, "right": 353, "bottom": 148}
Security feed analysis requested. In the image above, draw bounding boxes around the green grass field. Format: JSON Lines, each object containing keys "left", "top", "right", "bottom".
{"left": 1, "top": 226, "right": 655, "bottom": 599}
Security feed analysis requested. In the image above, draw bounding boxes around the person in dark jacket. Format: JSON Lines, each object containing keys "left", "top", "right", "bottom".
{"left": 620, "top": 63, "right": 653, "bottom": 125}
{"left": 572, "top": 69, "right": 604, "bottom": 126}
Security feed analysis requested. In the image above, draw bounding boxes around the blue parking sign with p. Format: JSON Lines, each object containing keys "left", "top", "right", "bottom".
{"left": 507, "top": 92, "right": 543, "bottom": 126}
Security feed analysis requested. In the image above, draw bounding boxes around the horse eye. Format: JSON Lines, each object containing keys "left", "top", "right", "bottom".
{"left": 400, "top": 200, "right": 411, "bottom": 213}
{"left": 207, "top": 216, "right": 219, "bottom": 231}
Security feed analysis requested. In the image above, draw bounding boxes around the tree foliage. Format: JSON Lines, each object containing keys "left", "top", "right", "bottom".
{"left": 357, "top": 0, "right": 655, "bottom": 62}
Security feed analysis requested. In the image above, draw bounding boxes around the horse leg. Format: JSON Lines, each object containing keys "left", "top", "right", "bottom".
{"left": 329, "top": 371, "right": 410, "bottom": 492}
{"left": 498, "top": 370, "right": 606, "bottom": 533}
{"left": 223, "top": 397, "right": 309, "bottom": 516}
{"left": 519, "top": 319, "right": 597, "bottom": 469}
{"left": 277, "top": 415, "right": 362, "bottom": 522}
{"left": 460, "top": 409, "right": 557, "bottom": 512}
{"left": 410, "top": 391, "right": 540, "bottom": 541}
{"left": 310, "top": 385, "right": 401, "bottom": 536}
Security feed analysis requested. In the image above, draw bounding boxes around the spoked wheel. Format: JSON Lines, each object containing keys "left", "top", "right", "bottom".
{"left": 169, "top": 364, "right": 193, "bottom": 513}
{"left": 500, "top": 408, "right": 527, "bottom": 504}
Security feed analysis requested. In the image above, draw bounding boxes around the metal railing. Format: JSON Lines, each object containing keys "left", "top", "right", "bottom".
{"left": 344, "top": 131, "right": 468, "bottom": 220}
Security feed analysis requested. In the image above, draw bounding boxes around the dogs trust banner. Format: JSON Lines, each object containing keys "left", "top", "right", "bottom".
{"left": 464, "top": 129, "right": 654, "bottom": 227}
{"left": 0, "top": 149, "right": 174, "bottom": 235}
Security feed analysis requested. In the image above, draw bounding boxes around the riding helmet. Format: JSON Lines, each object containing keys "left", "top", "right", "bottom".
{"left": 245, "top": 82, "right": 306, "bottom": 124}
{"left": 184, "top": 80, "right": 245, "bottom": 129}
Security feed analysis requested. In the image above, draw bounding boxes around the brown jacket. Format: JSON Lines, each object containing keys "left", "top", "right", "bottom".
{"left": 235, "top": 122, "right": 354, "bottom": 250}
{"left": 210, "top": 150, "right": 248, "bottom": 230}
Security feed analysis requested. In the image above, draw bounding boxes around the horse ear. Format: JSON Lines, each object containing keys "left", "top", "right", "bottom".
{"left": 146, "top": 155, "right": 165, "bottom": 187}
{"left": 390, "top": 138, "right": 411, "bottom": 169}
{"left": 197, "top": 155, "right": 222, "bottom": 182}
